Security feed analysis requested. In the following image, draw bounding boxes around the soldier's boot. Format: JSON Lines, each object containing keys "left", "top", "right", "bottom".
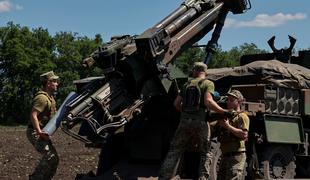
{"left": 28, "top": 173, "right": 45, "bottom": 180}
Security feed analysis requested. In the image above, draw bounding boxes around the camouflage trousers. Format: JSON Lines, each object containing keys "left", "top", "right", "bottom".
{"left": 217, "top": 152, "right": 246, "bottom": 180}
{"left": 26, "top": 127, "right": 59, "bottom": 180}
{"left": 158, "top": 119, "right": 211, "bottom": 180}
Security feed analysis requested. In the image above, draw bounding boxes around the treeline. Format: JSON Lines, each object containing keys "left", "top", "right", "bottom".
{"left": 175, "top": 43, "right": 268, "bottom": 74}
{"left": 0, "top": 22, "right": 104, "bottom": 124}
{"left": 0, "top": 22, "right": 267, "bottom": 124}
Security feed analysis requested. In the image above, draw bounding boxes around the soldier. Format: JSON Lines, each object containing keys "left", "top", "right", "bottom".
{"left": 26, "top": 71, "right": 60, "bottom": 180}
{"left": 158, "top": 62, "right": 231, "bottom": 180}
{"left": 217, "top": 90, "right": 250, "bottom": 180}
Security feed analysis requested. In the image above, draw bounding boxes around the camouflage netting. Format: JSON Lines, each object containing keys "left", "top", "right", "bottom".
{"left": 207, "top": 60, "right": 310, "bottom": 89}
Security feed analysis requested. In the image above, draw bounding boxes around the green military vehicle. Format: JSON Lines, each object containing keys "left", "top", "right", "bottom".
{"left": 43, "top": 0, "right": 310, "bottom": 179}
{"left": 207, "top": 36, "right": 310, "bottom": 179}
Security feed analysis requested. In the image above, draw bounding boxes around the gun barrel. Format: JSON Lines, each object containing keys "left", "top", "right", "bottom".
{"left": 155, "top": 0, "right": 196, "bottom": 29}
{"left": 165, "top": 6, "right": 200, "bottom": 36}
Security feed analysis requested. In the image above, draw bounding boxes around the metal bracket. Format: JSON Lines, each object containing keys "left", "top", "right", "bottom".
{"left": 267, "top": 35, "right": 297, "bottom": 63}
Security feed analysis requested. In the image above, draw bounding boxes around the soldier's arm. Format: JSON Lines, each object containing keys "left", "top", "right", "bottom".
{"left": 30, "top": 108, "right": 49, "bottom": 140}
{"left": 174, "top": 95, "right": 182, "bottom": 112}
{"left": 218, "top": 119, "right": 248, "bottom": 140}
{"left": 30, "top": 109, "right": 41, "bottom": 133}
{"left": 204, "top": 91, "right": 226, "bottom": 114}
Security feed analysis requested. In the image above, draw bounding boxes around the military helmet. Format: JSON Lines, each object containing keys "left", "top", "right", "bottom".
{"left": 227, "top": 89, "right": 244, "bottom": 100}
{"left": 40, "top": 71, "right": 59, "bottom": 82}
{"left": 192, "top": 62, "right": 208, "bottom": 74}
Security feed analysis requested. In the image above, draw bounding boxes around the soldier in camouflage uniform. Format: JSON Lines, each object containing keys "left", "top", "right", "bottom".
{"left": 27, "top": 71, "right": 60, "bottom": 180}
{"left": 217, "top": 90, "right": 250, "bottom": 180}
{"left": 158, "top": 62, "right": 230, "bottom": 180}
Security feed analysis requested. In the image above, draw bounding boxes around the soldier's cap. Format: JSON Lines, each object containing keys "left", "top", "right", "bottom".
{"left": 192, "top": 62, "right": 208, "bottom": 74}
{"left": 227, "top": 89, "right": 244, "bottom": 100}
{"left": 40, "top": 71, "right": 59, "bottom": 82}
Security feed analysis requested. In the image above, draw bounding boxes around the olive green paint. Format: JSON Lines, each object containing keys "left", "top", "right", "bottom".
{"left": 264, "top": 115, "right": 304, "bottom": 144}
{"left": 304, "top": 104, "right": 310, "bottom": 115}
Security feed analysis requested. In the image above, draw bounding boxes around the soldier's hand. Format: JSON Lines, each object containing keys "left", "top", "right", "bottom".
{"left": 218, "top": 119, "right": 229, "bottom": 128}
{"left": 236, "top": 130, "right": 248, "bottom": 140}
{"left": 38, "top": 131, "right": 50, "bottom": 140}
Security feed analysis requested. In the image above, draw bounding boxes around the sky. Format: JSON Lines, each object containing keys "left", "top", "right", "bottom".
{"left": 1, "top": 0, "right": 310, "bottom": 51}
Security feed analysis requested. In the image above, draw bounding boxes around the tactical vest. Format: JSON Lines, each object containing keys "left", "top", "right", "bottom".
{"left": 33, "top": 91, "right": 57, "bottom": 127}
{"left": 182, "top": 78, "right": 206, "bottom": 112}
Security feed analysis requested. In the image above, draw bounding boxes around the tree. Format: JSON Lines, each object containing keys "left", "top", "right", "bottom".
{"left": 173, "top": 43, "right": 268, "bottom": 75}
{"left": 0, "top": 23, "right": 104, "bottom": 124}
{"left": 208, "top": 43, "right": 268, "bottom": 68}
{"left": 0, "top": 22, "right": 56, "bottom": 123}
{"left": 174, "top": 45, "right": 205, "bottom": 74}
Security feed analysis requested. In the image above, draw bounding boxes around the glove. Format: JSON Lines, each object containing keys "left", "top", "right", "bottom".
{"left": 223, "top": 109, "right": 238, "bottom": 118}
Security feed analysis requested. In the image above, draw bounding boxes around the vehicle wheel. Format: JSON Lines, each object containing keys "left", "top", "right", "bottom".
{"left": 261, "top": 145, "right": 296, "bottom": 179}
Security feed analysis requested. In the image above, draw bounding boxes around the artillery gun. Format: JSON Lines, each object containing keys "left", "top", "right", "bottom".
{"left": 41, "top": 0, "right": 310, "bottom": 177}
{"left": 42, "top": 0, "right": 254, "bottom": 179}
{"left": 207, "top": 35, "right": 310, "bottom": 179}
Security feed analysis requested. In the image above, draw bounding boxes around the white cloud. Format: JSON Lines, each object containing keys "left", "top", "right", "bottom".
{"left": 225, "top": 13, "right": 307, "bottom": 28}
{"left": 0, "top": 0, "right": 11, "bottom": 12}
{"left": 0, "top": 0, "right": 23, "bottom": 13}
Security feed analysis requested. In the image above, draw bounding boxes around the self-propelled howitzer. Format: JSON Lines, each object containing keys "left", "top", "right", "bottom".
{"left": 44, "top": 0, "right": 250, "bottom": 179}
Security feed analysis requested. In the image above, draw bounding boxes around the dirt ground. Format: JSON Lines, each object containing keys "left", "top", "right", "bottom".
{"left": 0, "top": 125, "right": 101, "bottom": 180}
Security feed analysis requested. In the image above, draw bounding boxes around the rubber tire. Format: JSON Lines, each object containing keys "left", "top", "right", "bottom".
{"left": 261, "top": 145, "right": 296, "bottom": 179}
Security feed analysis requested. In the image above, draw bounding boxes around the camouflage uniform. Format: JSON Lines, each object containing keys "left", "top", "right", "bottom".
{"left": 217, "top": 112, "right": 250, "bottom": 180}
{"left": 159, "top": 77, "right": 214, "bottom": 180}
{"left": 27, "top": 72, "right": 59, "bottom": 180}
